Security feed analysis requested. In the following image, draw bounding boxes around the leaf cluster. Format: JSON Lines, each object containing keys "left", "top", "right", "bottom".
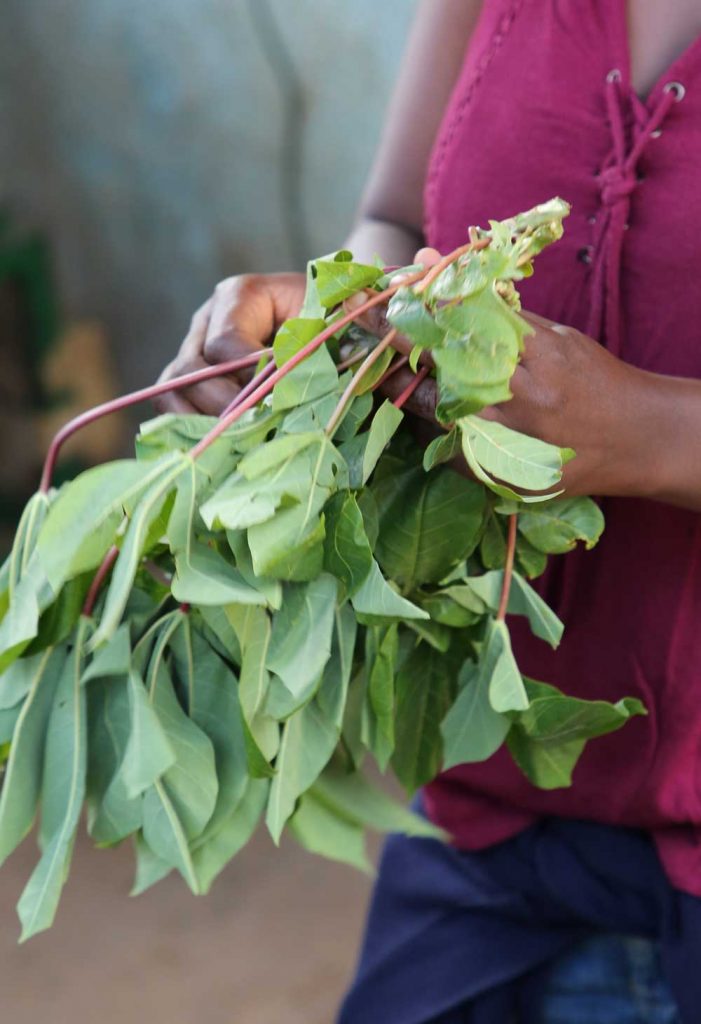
{"left": 0, "top": 199, "right": 644, "bottom": 938}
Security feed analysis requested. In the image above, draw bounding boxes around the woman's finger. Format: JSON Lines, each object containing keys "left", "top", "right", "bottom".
{"left": 379, "top": 368, "right": 438, "bottom": 422}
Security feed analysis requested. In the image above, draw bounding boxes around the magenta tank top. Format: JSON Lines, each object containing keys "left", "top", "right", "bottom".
{"left": 422, "top": 0, "right": 701, "bottom": 897}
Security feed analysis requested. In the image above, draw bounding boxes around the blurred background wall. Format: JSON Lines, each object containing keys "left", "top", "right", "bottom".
{"left": 0, "top": 0, "right": 417, "bottom": 391}
{"left": 0, "top": 3, "right": 417, "bottom": 1021}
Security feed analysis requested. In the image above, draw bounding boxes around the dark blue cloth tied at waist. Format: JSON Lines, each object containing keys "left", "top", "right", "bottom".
{"left": 338, "top": 814, "right": 701, "bottom": 1024}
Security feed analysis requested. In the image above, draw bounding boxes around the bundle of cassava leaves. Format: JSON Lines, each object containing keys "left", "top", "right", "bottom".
{"left": 0, "top": 198, "right": 644, "bottom": 940}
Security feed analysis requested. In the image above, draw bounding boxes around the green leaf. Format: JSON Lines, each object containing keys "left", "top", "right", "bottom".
{"left": 313, "top": 258, "right": 382, "bottom": 308}
{"left": 386, "top": 288, "right": 445, "bottom": 348}
{"left": 227, "top": 531, "right": 282, "bottom": 609}
{"left": 459, "top": 417, "right": 570, "bottom": 499}
{"left": 168, "top": 461, "right": 268, "bottom": 608}
{"left": 363, "top": 625, "right": 398, "bottom": 770}
{"left": 0, "top": 646, "right": 67, "bottom": 867}
{"left": 86, "top": 675, "right": 143, "bottom": 845}
{"left": 441, "top": 657, "right": 510, "bottom": 770}
{"left": 480, "top": 505, "right": 507, "bottom": 569}
{"left": 90, "top": 454, "right": 189, "bottom": 648}
{"left": 351, "top": 560, "right": 428, "bottom": 623}
{"left": 482, "top": 619, "right": 529, "bottom": 713}
{"left": 361, "top": 401, "right": 404, "bottom": 484}
{"left": 266, "top": 693, "right": 341, "bottom": 842}
{"left": 120, "top": 669, "right": 175, "bottom": 800}
{"left": 0, "top": 651, "right": 58, "bottom": 710}
{"left": 142, "top": 782, "right": 199, "bottom": 893}
{"left": 82, "top": 624, "right": 132, "bottom": 684}
{"left": 507, "top": 677, "right": 646, "bottom": 789}
{"left": 146, "top": 654, "right": 218, "bottom": 841}
{"left": 18, "top": 619, "right": 90, "bottom": 941}
{"left": 9, "top": 491, "right": 50, "bottom": 602}
{"left": 422, "top": 428, "right": 461, "bottom": 471}
{"left": 170, "top": 620, "right": 248, "bottom": 838}
{"left": 374, "top": 465, "right": 486, "bottom": 587}
{"left": 37, "top": 457, "right": 175, "bottom": 592}
{"left": 0, "top": 555, "right": 52, "bottom": 673}
{"left": 226, "top": 605, "right": 279, "bottom": 761}
{"left": 393, "top": 641, "right": 456, "bottom": 790}
{"left": 267, "top": 576, "right": 338, "bottom": 701}
{"left": 289, "top": 789, "right": 370, "bottom": 872}
{"left": 322, "top": 493, "right": 373, "bottom": 596}
{"left": 518, "top": 497, "right": 605, "bottom": 554}
{"left": 311, "top": 770, "right": 446, "bottom": 841}
{"left": 516, "top": 535, "right": 548, "bottom": 579}
{"left": 466, "top": 571, "right": 564, "bottom": 648}
{"left": 191, "top": 779, "right": 268, "bottom": 893}
{"left": 272, "top": 319, "right": 338, "bottom": 412}
{"left": 246, "top": 441, "right": 339, "bottom": 580}
{"left": 131, "top": 833, "right": 172, "bottom": 896}
{"left": 173, "top": 545, "right": 267, "bottom": 607}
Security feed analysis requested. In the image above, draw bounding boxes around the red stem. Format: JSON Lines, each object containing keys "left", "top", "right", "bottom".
{"left": 377, "top": 354, "right": 408, "bottom": 387}
{"left": 414, "top": 237, "right": 490, "bottom": 296}
{"left": 392, "top": 364, "right": 431, "bottom": 410}
{"left": 496, "top": 514, "right": 518, "bottom": 621}
{"left": 82, "top": 545, "right": 119, "bottom": 617}
{"left": 39, "top": 348, "right": 273, "bottom": 493}
{"left": 219, "top": 357, "right": 277, "bottom": 418}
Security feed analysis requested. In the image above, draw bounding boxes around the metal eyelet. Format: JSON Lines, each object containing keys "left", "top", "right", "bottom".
{"left": 606, "top": 68, "right": 622, "bottom": 83}
{"left": 577, "top": 247, "right": 593, "bottom": 265}
{"left": 663, "top": 81, "right": 686, "bottom": 101}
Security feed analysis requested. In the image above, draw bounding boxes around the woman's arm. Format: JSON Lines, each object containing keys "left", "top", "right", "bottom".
{"left": 155, "top": 0, "right": 483, "bottom": 412}
{"left": 345, "top": 0, "right": 484, "bottom": 266}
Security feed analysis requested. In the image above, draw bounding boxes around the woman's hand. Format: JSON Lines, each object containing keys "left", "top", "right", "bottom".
{"left": 380, "top": 312, "right": 658, "bottom": 499}
{"left": 154, "top": 272, "right": 306, "bottom": 415}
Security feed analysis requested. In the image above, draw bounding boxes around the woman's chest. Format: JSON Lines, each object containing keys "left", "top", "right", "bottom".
{"left": 425, "top": 0, "right": 701, "bottom": 375}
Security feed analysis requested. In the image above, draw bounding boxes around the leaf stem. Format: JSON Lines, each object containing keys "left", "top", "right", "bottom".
{"left": 39, "top": 348, "right": 273, "bottom": 493}
{"left": 82, "top": 545, "right": 119, "bottom": 617}
{"left": 392, "top": 365, "right": 431, "bottom": 410}
{"left": 413, "top": 237, "right": 490, "bottom": 296}
{"left": 496, "top": 513, "right": 518, "bottom": 622}
{"left": 325, "top": 329, "right": 398, "bottom": 437}
{"left": 377, "top": 354, "right": 408, "bottom": 387}
{"left": 219, "top": 357, "right": 277, "bottom": 418}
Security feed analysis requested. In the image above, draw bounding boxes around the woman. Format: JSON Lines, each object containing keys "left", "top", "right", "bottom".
{"left": 157, "top": 2, "right": 701, "bottom": 1020}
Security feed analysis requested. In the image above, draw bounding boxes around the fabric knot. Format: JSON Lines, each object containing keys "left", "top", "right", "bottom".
{"left": 598, "top": 165, "right": 637, "bottom": 207}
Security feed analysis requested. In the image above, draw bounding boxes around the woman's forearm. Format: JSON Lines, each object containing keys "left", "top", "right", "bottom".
{"left": 637, "top": 371, "right": 701, "bottom": 511}
{"left": 343, "top": 217, "right": 422, "bottom": 267}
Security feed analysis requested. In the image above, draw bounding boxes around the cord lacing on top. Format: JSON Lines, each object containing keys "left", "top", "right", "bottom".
{"left": 586, "top": 73, "right": 684, "bottom": 355}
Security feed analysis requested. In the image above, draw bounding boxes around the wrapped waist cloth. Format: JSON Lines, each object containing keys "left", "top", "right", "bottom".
{"left": 338, "top": 814, "right": 701, "bottom": 1024}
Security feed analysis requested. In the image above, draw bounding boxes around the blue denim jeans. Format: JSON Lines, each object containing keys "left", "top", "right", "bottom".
{"left": 431, "top": 936, "right": 681, "bottom": 1023}
{"left": 523, "top": 935, "right": 681, "bottom": 1024}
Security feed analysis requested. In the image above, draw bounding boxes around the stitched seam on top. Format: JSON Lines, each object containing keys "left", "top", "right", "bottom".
{"left": 424, "top": 0, "right": 527, "bottom": 243}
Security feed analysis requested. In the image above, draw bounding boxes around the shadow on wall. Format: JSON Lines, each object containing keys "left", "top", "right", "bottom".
{"left": 0, "top": 0, "right": 416, "bottom": 392}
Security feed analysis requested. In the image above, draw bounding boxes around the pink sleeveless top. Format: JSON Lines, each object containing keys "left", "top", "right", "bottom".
{"left": 422, "top": 0, "right": 701, "bottom": 897}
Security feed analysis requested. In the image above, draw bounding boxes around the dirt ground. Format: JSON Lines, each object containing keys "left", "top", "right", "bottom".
{"left": 0, "top": 825, "right": 375, "bottom": 1024}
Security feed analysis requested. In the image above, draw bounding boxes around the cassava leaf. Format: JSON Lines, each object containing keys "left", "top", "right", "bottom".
{"left": 507, "top": 678, "right": 646, "bottom": 789}
{"left": 18, "top": 618, "right": 91, "bottom": 940}
{"left": 0, "top": 646, "right": 67, "bottom": 867}
{"left": 441, "top": 657, "right": 510, "bottom": 770}
{"left": 459, "top": 417, "right": 571, "bottom": 499}
{"left": 518, "top": 496, "right": 605, "bottom": 554}
{"left": 373, "top": 465, "right": 486, "bottom": 587}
